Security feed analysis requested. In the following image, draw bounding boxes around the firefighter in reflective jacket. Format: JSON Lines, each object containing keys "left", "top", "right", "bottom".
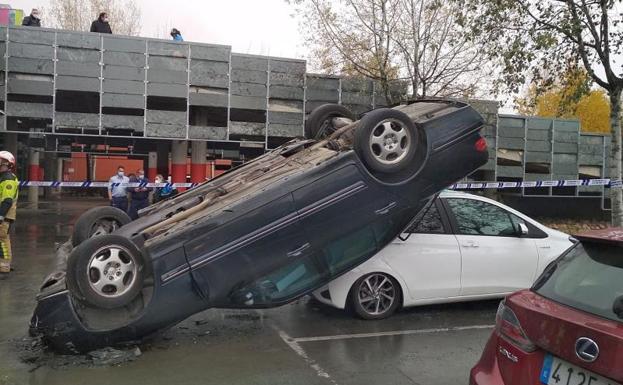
{"left": 0, "top": 151, "right": 18, "bottom": 278}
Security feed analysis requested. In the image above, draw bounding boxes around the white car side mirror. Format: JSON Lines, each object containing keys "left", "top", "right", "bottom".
{"left": 518, "top": 223, "right": 529, "bottom": 237}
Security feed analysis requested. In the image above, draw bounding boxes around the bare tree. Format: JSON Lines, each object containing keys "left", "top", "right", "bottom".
{"left": 290, "top": 0, "right": 487, "bottom": 101}
{"left": 44, "top": 0, "right": 142, "bottom": 36}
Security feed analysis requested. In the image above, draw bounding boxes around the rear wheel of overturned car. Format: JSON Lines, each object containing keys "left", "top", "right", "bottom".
{"left": 66, "top": 234, "right": 145, "bottom": 309}
{"left": 72, "top": 206, "right": 132, "bottom": 247}
{"left": 305, "top": 104, "right": 355, "bottom": 140}
{"left": 350, "top": 272, "right": 401, "bottom": 320}
{"left": 354, "top": 108, "right": 418, "bottom": 174}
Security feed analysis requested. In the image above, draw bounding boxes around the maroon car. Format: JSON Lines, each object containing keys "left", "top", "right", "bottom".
{"left": 471, "top": 228, "right": 623, "bottom": 385}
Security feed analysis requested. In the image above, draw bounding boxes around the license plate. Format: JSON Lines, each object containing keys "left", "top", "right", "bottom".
{"left": 541, "top": 355, "right": 620, "bottom": 385}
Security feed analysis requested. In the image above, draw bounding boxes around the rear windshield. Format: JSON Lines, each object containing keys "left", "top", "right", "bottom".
{"left": 533, "top": 242, "right": 623, "bottom": 323}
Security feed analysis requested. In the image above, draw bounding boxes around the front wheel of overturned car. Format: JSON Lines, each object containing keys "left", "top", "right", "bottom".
{"left": 350, "top": 272, "right": 401, "bottom": 320}
{"left": 305, "top": 104, "right": 355, "bottom": 140}
{"left": 72, "top": 206, "right": 132, "bottom": 247}
{"left": 66, "top": 234, "right": 145, "bottom": 309}
{"left": 354, "top": 108, "right": 418, "bottom": 174}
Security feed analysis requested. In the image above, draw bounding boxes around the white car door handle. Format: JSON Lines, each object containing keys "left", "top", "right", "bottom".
{"left": 461, "top": 241, "right": 479, "bottom": 248}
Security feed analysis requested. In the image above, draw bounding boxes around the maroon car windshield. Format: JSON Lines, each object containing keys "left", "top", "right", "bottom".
{"left": 533, "top": 242, "right": 623, "bottom": 323}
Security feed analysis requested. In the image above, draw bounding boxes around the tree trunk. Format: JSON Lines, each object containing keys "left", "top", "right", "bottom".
{"left": 608, "top": 88, "right": 623, "bottom": 227}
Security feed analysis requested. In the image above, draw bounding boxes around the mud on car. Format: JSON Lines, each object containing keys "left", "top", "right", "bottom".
{"left": 30, "top": 100, "right": 489, "bottom": 353}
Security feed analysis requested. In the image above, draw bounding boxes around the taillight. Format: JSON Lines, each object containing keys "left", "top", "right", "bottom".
{"left": 496, "top": 301, "right": 536, "bottom": 352}
{"left": 475, "top": 137, "right": 487, "bottom": 152}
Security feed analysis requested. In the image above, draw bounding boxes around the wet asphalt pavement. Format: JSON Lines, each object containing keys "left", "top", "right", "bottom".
{"left": 0, "top": 199, "right": 499, "bottom": 385}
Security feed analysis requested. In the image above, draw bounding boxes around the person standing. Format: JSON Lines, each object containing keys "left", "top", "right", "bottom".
{"left": 153, "top": 174, "right": 178, "bottom": 203}
{"left": 127, "top": 169, "right": 151, "bottom": 220}
{"left": 0, "top": 151, "right": 18, "bottom": 279}
{"left": 108, "top": 165, "right": 129, "bottom": 212}
{"left": 170, "top": 28, "right": 184, "bottom": 41}
{"left": 22, "top": 9, "right": 41, "bottom": 27}
{"left": 90, "top": 12, "right": 112, "bottom": 34}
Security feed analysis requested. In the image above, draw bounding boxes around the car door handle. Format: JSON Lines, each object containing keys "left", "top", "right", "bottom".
{"left": 375, "top": 201, "right": 397, "bottom": 215}
{"left": 461, "top": 240, "right": 479, "bottom": 248}
{"left": 287, "top": 243, "right": 310, "bottom": 258}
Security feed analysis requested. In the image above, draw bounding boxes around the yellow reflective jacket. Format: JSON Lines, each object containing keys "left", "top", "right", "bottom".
{"left": 0, "top": 171, "right": 18, "bottom": 220}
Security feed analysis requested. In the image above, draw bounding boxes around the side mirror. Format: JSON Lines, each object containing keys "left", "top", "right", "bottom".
{"left": 517, "top": 223, "right": 529, "bottom": 237}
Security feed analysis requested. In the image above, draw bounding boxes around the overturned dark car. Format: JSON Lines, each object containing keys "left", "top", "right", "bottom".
{"left": 30, "top": 100, "right": 489, "bottom": 353}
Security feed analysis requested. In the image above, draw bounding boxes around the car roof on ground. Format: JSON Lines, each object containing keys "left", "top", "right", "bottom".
{"left": 574, "top": 228, "right": 623, "bottom": 247}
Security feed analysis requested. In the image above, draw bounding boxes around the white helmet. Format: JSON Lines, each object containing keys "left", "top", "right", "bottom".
{"left": 0, "top": 151, "right": 15, "bottom": 168}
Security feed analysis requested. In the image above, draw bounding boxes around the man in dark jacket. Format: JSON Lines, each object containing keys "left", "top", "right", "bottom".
{"left": 22, "top": 9, "right": 41, "bottom": 27}
{"left": 127, "top": 169, "right": 151, "bottom": 220}
{"left": 90, "top": 12, "right": 112, "bottom": 34}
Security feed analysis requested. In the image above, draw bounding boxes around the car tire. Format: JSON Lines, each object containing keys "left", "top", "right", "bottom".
{"left": 72, "top": 206, "right": 132, "bottom": 247}
{"left": 305, "top": 104, "right": 355, "bottom": 139}
{"left": 350, "top": 272, "right": 401, "bottom": 320}
{"left": 66, "top": 234, "right": 145, "bottom": 309}
{"left": 354, "top": 108, "right": 418, "bottom": 174}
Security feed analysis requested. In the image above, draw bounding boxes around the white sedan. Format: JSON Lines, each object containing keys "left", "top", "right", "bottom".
{"left": 312, "top": 191, "right": 573, "bottom": 319}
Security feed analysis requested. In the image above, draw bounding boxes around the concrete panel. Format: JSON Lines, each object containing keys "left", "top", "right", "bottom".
{"left": 525, "top": 118, "right": 551, "bottom": 131}
{"left": 103, "top": 51, "right": 145, "bottom": 67}
{"left": 8, "top": 43, "right": 53, "bottom": 59}
{"left": 57, "top": 47, "right": 100, "bottom": 63}
{"left": 148, "top": 41, "right": 188, "bottom": 57}
{"left": 341, "top": 78, "right": 372, "bottom": 92}
{"left": 553, "top": 153, "right": 577, "bottom": 164}
{"left": 231, "top": 82, "right": 266, "bottom": 97}
{"left": 269, "top": 72, "right": 304, "bottom": 87}
{"left": 148, "top": 56, "right": 186, "bottom": 71}
{"left": 579, "top": 154, "right": 604, "bottom": 165}
{"left": 554, "top": 142, "right": 578, "bottom": 154}
{"left": 146, "top": 122, "right": 186, "bottom": 138}
{"left": 267, "top": 123, "right": 303, "bottom": 137}
{"left": 525, "top": 139, "right": 549, "bottom": 152}
{"left": 268, "top": 99, "right": 303, "bottom": 113}
{"left": 229, "top": 121, "right": 266, "bottom": 136}
{"left": 230, "top": 95, "right": 266, "bottom": 110}
{"left": 306, "top": 88, "right": 339, "bottom": 102}
{"left": 190, "top": 45, "right": 230, "bottom": 62}
{"left": 554, "top": 131, "right": 579, "bottom": 143}
{"left": 57, "top": 61, "right": 101, "bottom": 78}
{"left": 306, "top": 75, "right": 339, "bottom": 90}
{"left": 524, "top": 173, "right": 551, "bottom": 181}
{"left": 231, "top": 69, "right": 266, "bottom": 84}
{"left": 190, "top": 60, "right": 229, "bottom": 87}
{"left": 56, "top": 32, "right": 100, "bottom": 49}
{"left": 580, "top": 135, "right": 605, "bottom": 146}
{"left": 231, "top": 54, "right": 267, "bottom": 70}
{"left": 102, "top": 93, "right": 145, "bottom": 109}
{"left": 147, "top": 82, "right": 187, "bottom": 98}
{"left": 102, "top": 114, "right": 144, "bottom": 131}
{"left": 269, "top": 86, "right": 303, "bottom": 100}
{"left": 554, "top": 120, "right": 580, "bottom": 132}
{"left": 103, "top": 37, "right": 145, "bottom": 53}
{"left": 147, "top": 110, "right": 187, "bottom": 125}
{"left": 579, "top": 143, "right": 604, "bottom": 155}
{"left": 499, "top": 116, "right": 526, "bottom": 129}
{"left": 147, "top": 69, "right": 187, "bottom": 84}
{"left": 103, "top": 65, "right": 145, "bottom": 81}
{"left": 481, "top": 158, "right": 496, "bottom": 170}
{"left": 499, "top": 137, "right": 526, "bottom": 150}
{"left": 525, "top": 152, "right": 552, "bottom": 163}
{"left": 188, "top": 125, "right": 227, "bottom": 140}
{"left": 0, "top": 86, "right": 5, "bottom": 99}
{"left": 498, "top": 125, "right": 525, "bottom": 138}
{"left": 56, "top": 75, "right": 100, "bottom": 92}
{"left": 341, "top": 91, "right": 372, "bottom": 105}
{"left": 6, "top": 101, "right": 53, "bottom": 118}
{"left": 0, "top": 27, "right": 6, "bottom": 41}
{"left": 496, "top": 166, "right": 524, "bottom": 178}
{"left": 526, "top": 129, "right": 550, "bottom": 141}
{"left": 0, "top": 42, "right": 5, "bottom": 57}
{"left": 103, "top": 79, "right": 144, "bottom": 95}
{"left": 7, "top": 79, "right": 53, "bottom": 95}
{"left": 343, "top": 104, "right": 371, "bottom": 115}
{"left": 267, "top": 111, "right": 303, "bottom": 125}
{"left": 553, "top": 164, "right": 578, "bottom": 175}
{"left": 189, "top": 92, "right": 228, "bottom": 107}
{"left": 55, "top": 112, "right": 99, "bottom": 127}
{"left": 9, "top": 28, "right": 55, "bottom": 45}
{"left": 269, "top": 59, "right": 305, "bottom": 74}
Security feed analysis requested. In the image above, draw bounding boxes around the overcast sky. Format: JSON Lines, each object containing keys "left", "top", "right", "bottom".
{"left": 10, "top": 0, "right": 306, "bottom": 58}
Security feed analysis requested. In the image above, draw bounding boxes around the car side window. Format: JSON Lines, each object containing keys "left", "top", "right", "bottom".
{"left": 446, "top": 198, "right": 518, "bottom": 237}
{"left": 406, "top": 203, "right": 445, "bottom": 234}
